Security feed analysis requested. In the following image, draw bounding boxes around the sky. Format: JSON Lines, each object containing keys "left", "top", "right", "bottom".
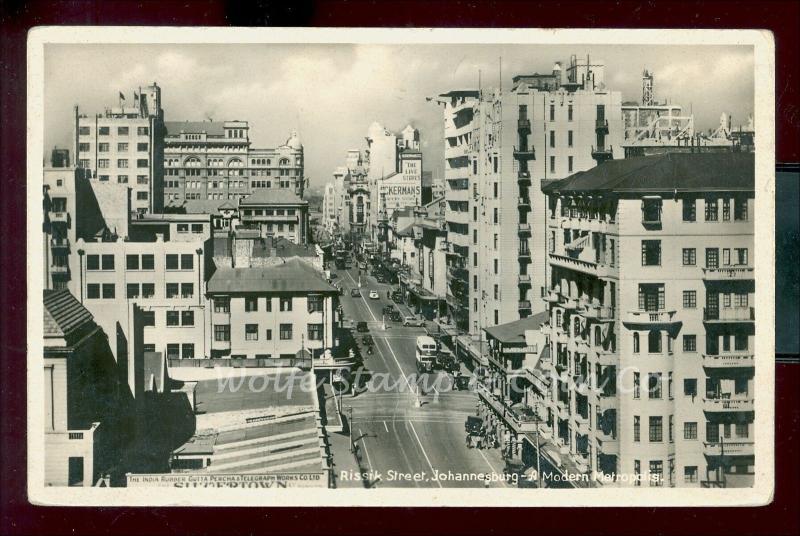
{"left": 44, "top": 43, "right": 754, "bottom": 192}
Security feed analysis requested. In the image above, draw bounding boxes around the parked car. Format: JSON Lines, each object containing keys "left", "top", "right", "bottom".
{"left": 356, "top": 321, "right": 369, "bottom": 333}
{"left": 403, "top": 315, "right": 425, "bottom": 327}
{"left": 369, "top": 290, "right": 380, "bottom": 299}
{"left": 391, "top": 292, "right": 403, "bottom": 303}
{"left": 362, "top": 334, "right": 374, "bottom": 346}
{"left": 350, "top": 288, "right": 361, "bottom": 298}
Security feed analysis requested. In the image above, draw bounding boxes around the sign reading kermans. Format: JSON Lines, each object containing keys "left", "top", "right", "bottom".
{"left": 126, "top": 472, "right": 326, "bottom": 488}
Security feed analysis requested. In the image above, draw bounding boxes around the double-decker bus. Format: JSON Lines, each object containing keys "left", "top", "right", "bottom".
{"left": 415, "top": 335, "right": 438, "bottom": 373}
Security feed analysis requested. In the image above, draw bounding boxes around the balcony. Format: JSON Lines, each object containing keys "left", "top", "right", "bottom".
{"left": 543, "top": 290, "right": 560, "bottom": 303}
{"left": 591, "top": 146, "right": 613, "bottom": 161}
{"left": 517, "top": 118, "right": 531, "bottom": 133}
{"left": 703, "top": 441, "right": 754, "bottom": 457}
{"left": 701, "top": 267, "right": 755, "bottom": 281}
{"left": 518, "top": 248, "right": 532, "bottom": 262}
{"left": 574, "top": 413, "right": 590, "bottom": 435}
{"left": 518, "top": 274, "right": 532, "bottom": 286}
{"left": 476, "top": 384, "right": 540, "bottom": 434}
{"left": 50, "top": 237, "right": 70, "bottom": 250}
{"left": 517, "top": 170, "right": 532, "bottom": 186}
{"left": 548, "top": 253, "right": 615, "bottom": 279}
{"left": 595, "top": 118, "right": 609, "bottom": 133}
{"left": 593, "top": 348, "right": 617, "bottom": 366}
{"left": 518, "top": 300, "right": 532, "bottom": 311}
{"left": 702, "top": 353, "right": 755, "bottom": 369}
{"left": 517, "top": 223, "right": 531, "bottom": 235}
{"left": 623, "top": 309, "right": 679, "bottom": 326}
{"left": 703, "top": 396, "right": 754, "bottom": 413}
{"left": 597, "top": 394, "right": 617, "bottom": 411}
{"left": 561, "top": 296, "right": 579, "bottom": 310}
{"left": 513, "top": 146, "right": 536, "bottom": 161}
{"left": 556, "top": 401, "right": 570, "bottom": 421}
{"left": 517, "top": 197, "right": 531, "bottom": 210}
{"left": 703, "top": 307, "right": 755, "bottom": 323}
{"left": 448, "top": 265, "right": 469, "bottom": 280}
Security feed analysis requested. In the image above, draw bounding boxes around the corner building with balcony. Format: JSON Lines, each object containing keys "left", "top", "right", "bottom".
{"left": 540, "top": 152, "right": 755, "bottom": 487}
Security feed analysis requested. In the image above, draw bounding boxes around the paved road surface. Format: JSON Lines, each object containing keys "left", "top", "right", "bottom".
{"left": 330, "top": 264, "right": 509, "bottom": 488}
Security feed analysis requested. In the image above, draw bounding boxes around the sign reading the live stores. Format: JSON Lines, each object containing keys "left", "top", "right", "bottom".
{"left": 126, "top": 473, "right": 327, "bottom": 488}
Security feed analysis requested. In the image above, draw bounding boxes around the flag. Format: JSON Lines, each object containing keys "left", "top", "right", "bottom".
{"left": 119, "top": 91, "right": 125, "bottom": 101}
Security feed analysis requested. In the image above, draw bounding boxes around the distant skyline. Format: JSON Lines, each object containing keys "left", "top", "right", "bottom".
{"left": 44, "top": 43, "right": 754, "bottom": 190}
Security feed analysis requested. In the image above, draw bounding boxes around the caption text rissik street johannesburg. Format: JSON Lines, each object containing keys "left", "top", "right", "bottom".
{"left": 339, "top": 469, "right": 522, "bottom": 485}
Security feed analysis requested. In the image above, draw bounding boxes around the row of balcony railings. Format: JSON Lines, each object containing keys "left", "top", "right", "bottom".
{"left": 167, "top": 356, "right": 314, "bottom": 369}
{"left": 703, "top": 306, "right": 755, "bottom": 322}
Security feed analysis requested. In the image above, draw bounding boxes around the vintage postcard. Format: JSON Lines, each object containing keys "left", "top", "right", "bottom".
{"left": 26, "top": 27, "right": 775, "bottom": 507}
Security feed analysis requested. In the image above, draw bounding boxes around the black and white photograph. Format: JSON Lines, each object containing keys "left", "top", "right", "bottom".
{"left": 26, "top": 27, "right": 775, "bottom": 506}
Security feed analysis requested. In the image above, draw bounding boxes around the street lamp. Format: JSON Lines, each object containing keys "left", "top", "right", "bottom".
{"left": 348, "top": 406, "right": 354, "bottom": 453}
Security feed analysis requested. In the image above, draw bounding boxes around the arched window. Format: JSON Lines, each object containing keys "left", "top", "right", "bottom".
{"left": 573, "top": 317, "right": 581, "bottom": 337}
{"left": 228, "top": 158, "right": 243, "bottom": 168}
{"left": 279, "top": 158, "right": 290, "bottom": 166}
{"left": 633, "top": 332, "right": 640, "bottom": 353}
{"left": 184, "top": 157, "right": 201, "bottom": 168}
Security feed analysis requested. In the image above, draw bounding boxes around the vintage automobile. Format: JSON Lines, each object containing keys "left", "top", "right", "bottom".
{"left": 464, "top": 416, "right": 484, "bottom": 449}
{"left": 403, "top": 315, "right": 425, "bottom": 327}
{"left": 356, "top": 321, "right": 369, "bottom": 333}
{"left": 350, "top": 288, "right": 361, "bottom": 298}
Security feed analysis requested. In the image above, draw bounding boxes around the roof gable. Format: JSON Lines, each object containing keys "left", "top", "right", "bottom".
{"left": 44, "top": 289, "right": 94, "bottom": 337}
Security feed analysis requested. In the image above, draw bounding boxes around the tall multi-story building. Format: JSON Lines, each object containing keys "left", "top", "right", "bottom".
{"left": 74, "top": 84, "right": 165, "bottom": 215}
{"left": 538, "top": 152, "right": 754, "bottom": 487}
{"left": 433, "top": 55, "right": 623, "bottom": 339}
{"left": 237, "top": 190, "right": 310, "bottom": 245}
{"left": 322, "top": 181, "right": 338, "bottom": 235}
{"left": 163, "top": 122, "right": 304, "bottom": 205}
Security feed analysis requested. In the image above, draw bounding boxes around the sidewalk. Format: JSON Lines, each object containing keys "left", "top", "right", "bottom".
{"left": 327, "top": 428, "right": 368, "bottom": 489}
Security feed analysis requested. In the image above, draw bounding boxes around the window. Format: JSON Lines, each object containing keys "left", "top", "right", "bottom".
{"left": 677, "top": 335, "right": 696, "bottom": 355}
{"left": 705, "top": 197, "right": 718, "bottom": 221}
{"left": 87, "top": 284, "right": 100, "bottom": 299}
{"left": 141, "top": 312, "right": 155, "bottom": 327}
{"left": 682, "top": 248, "right": 696, "bottom": 266}
{"left": 735, "top": 333, "right": 749, "bottom": 351}
{"left": 117, "top": 142, "right": 129, "bottom": 152}
{"left": 308, "top": 323, "right": 324, "bottom": 341}
{"left": 735, "top": 248, "right": 748, "bottom": 266}
{"left": 79, "top": 126, "right": 91, "bottom": 136}
{"left": 78, "top": 142, "right": 90, "bottom": 152}
{"left": 166, "top": 283, "right": 179, "bottom": 299}
{"left": 723, "top": 248, "right": 730, "bottom": 266}
{"left": 137, "top": 126, "right": 149, "bottom": 135}
{"left": 245, "top": 297, "right": 258, "bottom": 312}
{"left": 181, "top": 283, "right": 194, "bottom": 299}
{"left": 101, "top": 254, "right": 114, "bottom": 270}
{"left": 549, "top": 104, "right": 555, "bottom": 121}
{"left": 567, "top": 104, "right": 573, "bottom": 121}
{"left": 639, "top": 283, "right": 665, "bottom": 311}
{"left": 68, "top": 457, "right": 84, "bottom": 487}
{"left": 137, "top": 192, "right": 148, "bottom": 200}
{"left": 177, "top": 224, "right": 189, "bottom": 234}
{"left": 98, "top": 143, "right": 110, "bottom": 152}
{"left": 137, "top": 142, "right": 148, "bottom": 151}
{"left": 684, "top": 466, "right": 698, "bottom": 484}
{"left": 648, "top": 373, "right": 662, "bottom": 399}
{"left": 166, "top": 254, "right": 179, "bottom": 270}
{"left": 684, "top": 422, "right": 698, "bottom": 440}
{"left": 549, "top": 130, "right": 555, "bottom": 148}
{"left": 549, "top": 155, "right": 555, "bottom": 173}
{"left": 137, "top": 159, "right": 149, "bottom": 168}
{"left": 649, "top": 416, "right": 663, "bottom": 442}
{"left": 245, "top": 324, "right": 259, "bottom": 341}
{"left": 102, "top": 284, "right": 115, "bottom": 299}
{"left": 214, "top": 297, "right": 230, "bottom": 313}
{"left": 98, "top": 159, "right": 111, "bottom": 169}
{"left": 118, "top": 126, "right": 129, "bottom": 136}
{"left": 98, "top": 126, "right": 110, "bottom": 136}
{"left": 126, "top": 283, "right": 139, "bottom": 299}
{"left": 682, "top": 290, "right": 697, "bottom": 308}
{"left": 633, "top": 372, "right": 640, "bottom": 399}
{"left": 568, "top": 156, "right": 573, "bottom": 173}
{"left": 493, "top": 207, "right": 498, "bottom": 224}
{"left": 141, "top": 254, "right": 154, "bottom": 270}
{"left": 633, "top": 332, "right": 640, "bottom": 353}
{"left": 266, "top": 329, "right": 272, "bottom": 341}
{"left": 86, "top": 254, "right": 100, "bottom": 271}
{"left": 648, "top": 331, "right": 662, "bottom": 354}
{"left": 722, "top": 197, "right": 731, "bottom": 221}
{"left": 280, "top": 323, "right": 293, "bottom": 340}
{"left": 166, "top": 310, "right": 180, "bottom": 326}
{"left": 181, "top": 254, "right": 193, "bottom": 270}
{"left": 634, "top": 460, "right": 641, "bottom": 487}
{"left": 641, "top": 198, "right": 661, "bottom": 224}
{"left": 705, "top": 248, "right": 719, "bottom": 269}
{"left": 141, "top": 283, "right": 155, "bottom": 298}
{"left": 641, "top": 240, "right": 661, "bottom": 266}
{"left": 182, "top": 344, "right": 195, "bottom": 359}
{"left": 568, "top": 130, "right": 573, "bottom": 147}
{"left": 649, "top": 460, "right": 663, "bottom": 487}
{"left": 633, "top": 416, "right": 640, "bottom": 442}
{"left": 191, "top": 224, "right": 203, "bottom": 234}
{"left": 682, "top": 198, "right": 696, "bottom": 222}
{"left": 734, "top": 196, "right": 748, "bottom": 221}
{"left": 117, "top": 175, "right": 128, "bottom": 183}
{"left": 280, "top": 297, "right": 292, "bottom": 312}
{"left": 214, "top": 325, "right": 230, "bottom": 342}
{"left": 308, "top": 295, "right": 323, "bottom": 313}
{"left": 669, "top": 415, "right": 674, "bottom": 442}
{"left": 736, "top": 423, "right": 749, "bottom": 438}
{"left": 178, "top": 310, "right": 194, "bottom": 326}
{"left": 684, "top": 378, "right": 697, "bottom": 397}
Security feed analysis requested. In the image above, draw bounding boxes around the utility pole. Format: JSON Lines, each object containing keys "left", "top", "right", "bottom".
{"left": 348, "top": 406, "right": 354, "bottom": 453}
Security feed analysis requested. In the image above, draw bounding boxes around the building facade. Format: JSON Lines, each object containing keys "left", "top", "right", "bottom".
{"left": 237, "top": 190, "right": 310, "bottom": 245}
{"left": 74, "top": 84, "right": 165, "bottom": 215}
{"left": 538, "top": 152, "right": 755, "bottom": 487}
{"left": 163, "top": 121, "right": 304, "bottom": 205}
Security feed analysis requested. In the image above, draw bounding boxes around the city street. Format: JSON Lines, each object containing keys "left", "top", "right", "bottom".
{"left": 329, "top": 264, "right": 509, "bottom": 489}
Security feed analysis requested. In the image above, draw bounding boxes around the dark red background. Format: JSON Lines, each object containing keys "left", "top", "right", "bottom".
{"left": 1, "top": 1, "right": 798, "bottom": 534}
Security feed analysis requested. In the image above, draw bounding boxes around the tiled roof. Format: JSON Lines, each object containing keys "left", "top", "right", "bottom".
{"left": 240, "top": 189, "right": 306, "bottom": 205}
{"left": 484, "top": 310, "right": 549, "bottom": 344}
{"left": 164, "top": 121, "right": 226, "bottom": 137}
{"left": 207, "top": 258, "right": 334, "bottom": 294}
{"left": 542, "top": 152, "right": 754, "bottom": 194}
{"left": 43, "top": 289, "right": 94, "bottom": 338}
